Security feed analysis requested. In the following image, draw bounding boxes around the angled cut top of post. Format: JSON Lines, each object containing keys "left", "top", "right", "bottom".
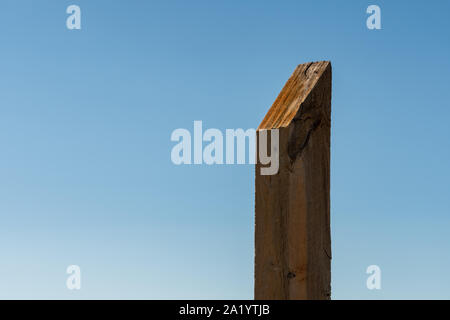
{"left": 258, "top": 61, "right": 331, "bottom": 130}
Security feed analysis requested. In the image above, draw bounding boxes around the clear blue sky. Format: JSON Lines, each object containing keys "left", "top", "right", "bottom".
{"left": 0, "top": 0, "right": 449, "bottom": 299}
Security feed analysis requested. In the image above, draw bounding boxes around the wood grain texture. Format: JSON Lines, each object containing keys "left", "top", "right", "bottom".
{"left": 255, "top": 61, "right": 331, "bottom": 300}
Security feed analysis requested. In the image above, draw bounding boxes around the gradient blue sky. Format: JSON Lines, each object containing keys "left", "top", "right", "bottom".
{"left": 1, "top": 0, "right": 449, "bottom": 299}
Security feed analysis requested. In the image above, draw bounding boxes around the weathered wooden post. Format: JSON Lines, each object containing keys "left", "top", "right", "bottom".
{"left": 255, "top": 61, "right": 332, "bottom": 300}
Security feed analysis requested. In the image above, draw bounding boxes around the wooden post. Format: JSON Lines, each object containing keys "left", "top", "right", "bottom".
{"left": 255, "top": 61, "right": 332, "bottom": 300}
